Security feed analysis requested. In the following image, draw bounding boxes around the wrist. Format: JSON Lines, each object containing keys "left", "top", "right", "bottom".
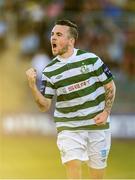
{"left": 104, "top": 109, "right": 110, "bottom": 115}
{"left": 30, "top": 83, "right": 37, "bottom": 91}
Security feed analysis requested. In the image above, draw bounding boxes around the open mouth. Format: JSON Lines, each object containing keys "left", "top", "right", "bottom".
{"left": 52, "top": 43, "right": 57, "bottom": 49}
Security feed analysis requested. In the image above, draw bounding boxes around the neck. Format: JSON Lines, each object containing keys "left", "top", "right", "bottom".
{"left": 59, "top": 47, "right": 74, "bottom": 59}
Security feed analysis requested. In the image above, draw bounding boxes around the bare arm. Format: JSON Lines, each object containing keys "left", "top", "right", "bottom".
{"left": 104, "top": 80, "right": 116, "bottom": 115}
{"left": 94, "top": 80, "right": 116, "bottom": 125}
{"left": 26, "top": 68, "right": 52, "bottom": 112}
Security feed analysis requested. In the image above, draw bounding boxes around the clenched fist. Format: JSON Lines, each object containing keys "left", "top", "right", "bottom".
{"left": 94, "top": 110, "right": 108, "bottom": 126}
{"left": 26, "top": 68, "right": 37, "bottom": 88}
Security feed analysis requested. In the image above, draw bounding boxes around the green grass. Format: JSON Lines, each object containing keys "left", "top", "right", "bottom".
{"left": 107, "top": 139, "right": 135, "bottom": 179}
{"left": 0, "top": 136, "right": 135, "bottom": 179}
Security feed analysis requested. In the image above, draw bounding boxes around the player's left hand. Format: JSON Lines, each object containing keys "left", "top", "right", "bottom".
{"left": 94, "top": 110, "right": 109, "bottom": 126}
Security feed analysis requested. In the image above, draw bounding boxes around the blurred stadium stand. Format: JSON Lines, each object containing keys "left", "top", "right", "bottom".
{"left": 1, "top": 113, "right": 135, "bottom": 138}
{"left": 0, "top": 0, "right": 135, "bottom": 137}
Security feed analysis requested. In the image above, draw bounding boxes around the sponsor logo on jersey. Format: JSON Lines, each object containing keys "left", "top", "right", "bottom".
{"left": 57, "top": 79, "right": 91, "bottom": 95}
{"left": 67, "top": 79, "right": 90, "bottom": 92}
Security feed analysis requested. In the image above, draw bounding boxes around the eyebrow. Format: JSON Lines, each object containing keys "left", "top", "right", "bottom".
{"left": 51, "top": 32, "right": 63, "bottom": 36}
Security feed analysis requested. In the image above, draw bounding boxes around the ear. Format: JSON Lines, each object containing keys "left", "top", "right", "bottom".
{"left": 70, "top": 37, "right": 75, "bottom": 46}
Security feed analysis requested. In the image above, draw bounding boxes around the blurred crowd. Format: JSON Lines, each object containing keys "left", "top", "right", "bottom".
{"left": 0, "top": 0, "right": 135, "bottom": 79}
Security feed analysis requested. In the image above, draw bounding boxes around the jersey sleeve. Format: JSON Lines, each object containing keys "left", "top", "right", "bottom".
{"left": 40, "top": 72, "right": 55, "bottom": 99}
{"left": 93, "top": 57, "right": 114, "bottom": 85}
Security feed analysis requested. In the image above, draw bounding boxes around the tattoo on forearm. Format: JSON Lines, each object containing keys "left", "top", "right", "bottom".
{"left": 104, "top": 87, "right": 115, "bottom": 114}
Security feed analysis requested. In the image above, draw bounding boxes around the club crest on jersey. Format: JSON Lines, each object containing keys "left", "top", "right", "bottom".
{"left": 80, "top": 63, "right": 89, "bottom": 74}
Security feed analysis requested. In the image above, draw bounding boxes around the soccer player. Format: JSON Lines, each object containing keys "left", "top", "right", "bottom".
{"left": 26, "top": 19, "right": 116, "bottom": 179}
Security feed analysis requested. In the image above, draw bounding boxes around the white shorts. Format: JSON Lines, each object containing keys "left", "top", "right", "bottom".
{"left": 57, "top": 130, "right": 111, "bottom": 169}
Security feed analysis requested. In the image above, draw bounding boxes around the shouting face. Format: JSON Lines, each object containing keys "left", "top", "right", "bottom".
{"left": 50, "top": 25, "right": 74, "bottom": 57}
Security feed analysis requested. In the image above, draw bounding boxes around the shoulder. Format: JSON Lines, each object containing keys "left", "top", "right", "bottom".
{"left": 45, "top": 57, "right": 59, "bottom": 68}
{"left": 76, "top": 49, "right": 99, "bottom": 64}
{"left": 42, "top": 57, "right": 60, "bottom": 79}
{"left": 42, "top": 57, "right": 59, "bottom": 72}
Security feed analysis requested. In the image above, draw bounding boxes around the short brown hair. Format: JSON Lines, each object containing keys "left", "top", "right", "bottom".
{"left": 55, "top": 19, "right": 78, "bottom": 41}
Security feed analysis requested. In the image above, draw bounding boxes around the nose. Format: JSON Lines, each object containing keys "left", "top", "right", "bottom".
{"left": 51, "top": 35, "right": 57, "bottom": 41}
{"left": 51, "top": 33, "right": 56, "bottom": 39}
{"left": 52, "top": 37, "right": 56, "bottom": 41}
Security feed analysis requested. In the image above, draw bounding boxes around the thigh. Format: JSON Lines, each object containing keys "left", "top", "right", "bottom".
{"left": 57, "top": 131, "right": 89, "bottom": 164}
{"left": 87, "top": 130, "right": 111, "bottom": 169}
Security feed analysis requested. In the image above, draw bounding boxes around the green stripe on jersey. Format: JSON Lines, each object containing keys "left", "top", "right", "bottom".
{"left": 57, "top": 122, "right": 110, "bottom": 133}
{"left": 76, "top": 49, "right": 87, "bottom": 56}
{"left": 56, "top": 93, "right": 105, "bottom": 113}
{"left": 46, "top": 82, "right": 54, "bottom": 88}
{"left": 44, "top": 94, "right": 53, "bottom": 99}
{"left": 102, "top": 76, "right": 113, "bottom": 85}
{"left": 54, "top": 110, "right": 103, "bottom": 122}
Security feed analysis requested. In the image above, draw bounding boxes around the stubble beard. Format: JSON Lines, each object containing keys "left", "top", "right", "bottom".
{"left": 52, "top": 45, "right": 69, "bottom": 57}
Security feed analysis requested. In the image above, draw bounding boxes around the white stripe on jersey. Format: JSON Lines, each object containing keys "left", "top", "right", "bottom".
{"left": 56, "top": 116, "right": 110, "bottom": 128}
{"left": 98, "top": 72, "right": 108, "bottom": 82}
{"left": 93, "top": 57, "right": 103, "bottom": 70}
{"left": 45, "top": 87, "right": 55, "bottom": 95}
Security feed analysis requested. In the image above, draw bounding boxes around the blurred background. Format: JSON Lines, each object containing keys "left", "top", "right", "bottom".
{"left": 0, "top": 0, "right": 135, "bottom": 179}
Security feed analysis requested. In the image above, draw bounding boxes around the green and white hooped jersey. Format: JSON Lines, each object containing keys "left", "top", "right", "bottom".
{"left": 41, "top": 49, "right": 113, "bottom": 133}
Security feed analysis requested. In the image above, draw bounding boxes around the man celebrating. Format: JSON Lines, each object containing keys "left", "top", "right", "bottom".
{"left": 26, "top": 19, "right": 116, "bottom": 179}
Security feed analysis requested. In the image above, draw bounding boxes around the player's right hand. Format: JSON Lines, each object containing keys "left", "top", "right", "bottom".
{"left": 26, "top": 68, "right": 37, "bottom": 88}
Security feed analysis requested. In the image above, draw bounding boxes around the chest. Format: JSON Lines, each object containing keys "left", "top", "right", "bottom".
{"left": 51, "top": 62, "right": 95, "bottom": 90}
